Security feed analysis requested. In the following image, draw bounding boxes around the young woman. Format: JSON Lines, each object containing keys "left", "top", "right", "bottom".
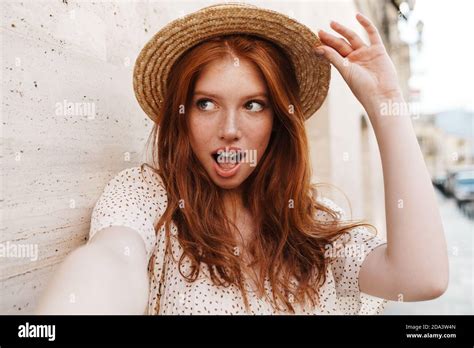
{"left": 36, "top": 3, "right": 448, "bottom": 315}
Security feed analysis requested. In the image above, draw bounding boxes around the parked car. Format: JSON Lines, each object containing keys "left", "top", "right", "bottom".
{"left": 432, "top": 174, "right": 447, "bottom": 194}
{"left": 453, "top": 170, "right": 474, "bottom": 206}
{"left": 443, "top": 166, "right": 474, "bottom": 197}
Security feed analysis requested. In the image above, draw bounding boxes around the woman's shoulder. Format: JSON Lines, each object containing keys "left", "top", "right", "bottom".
{"left": 89, "top": 165, "right": 168, "bottom": 262}
{"left": 314, "top": 196, "right": 346, "bottom": 221}
{"left": 117, "top": 164, "right": 169, "bottom": 208}
{"left": 314, "top": 195, "right": 386, "bottom": 252}
{"left": 110, "top": 164, "right": 165, "bottom": 191}
{"left": 314, "top": 197, "right": 388, "bottom": 314}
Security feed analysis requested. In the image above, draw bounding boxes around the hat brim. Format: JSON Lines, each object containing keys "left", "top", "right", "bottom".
{"left": 133, "top": 3, "right": 330, "bottom": 123}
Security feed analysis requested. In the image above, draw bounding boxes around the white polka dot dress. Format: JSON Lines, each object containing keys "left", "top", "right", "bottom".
{"left": 88, "top": 166, "right": 388, "bottom": 315}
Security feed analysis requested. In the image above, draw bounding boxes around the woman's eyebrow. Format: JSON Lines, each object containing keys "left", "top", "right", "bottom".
{"left": 193, "top": 91, "right": 268, "bottom": 99}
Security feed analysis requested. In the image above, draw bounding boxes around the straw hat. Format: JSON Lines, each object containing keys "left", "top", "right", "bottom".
{"left": 133, "top": 2, "right": 330, "bottom": 123}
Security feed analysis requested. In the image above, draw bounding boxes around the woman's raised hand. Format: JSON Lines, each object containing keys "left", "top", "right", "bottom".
{"left": 315, "top": 13, "right": 403, "bottom": 113}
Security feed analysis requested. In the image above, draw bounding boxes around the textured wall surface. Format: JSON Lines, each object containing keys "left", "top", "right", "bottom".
{"left": 1, "top": 0, "right": 178, "bottom": 314}
{"left": 1, "top": 0, "right": 385, "bottom": 314}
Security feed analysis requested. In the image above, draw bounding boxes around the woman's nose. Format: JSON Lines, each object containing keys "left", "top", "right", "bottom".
{"left": 218, "top": 111, "right": 242, "bottom": 141}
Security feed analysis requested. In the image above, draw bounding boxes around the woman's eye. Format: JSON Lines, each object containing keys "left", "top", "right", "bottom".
{"left": 245, "top": 101, "right": 265, "bottom": 112}
{"left": 195, "top": 99, "right": 265, "bottom": 112}
{"left": 196, "top": 99, "right": 216, "bottom": 111}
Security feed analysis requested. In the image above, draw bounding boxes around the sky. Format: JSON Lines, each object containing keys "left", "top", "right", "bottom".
{"left": 399, "top": 0, "right": 474, "bottom": 114}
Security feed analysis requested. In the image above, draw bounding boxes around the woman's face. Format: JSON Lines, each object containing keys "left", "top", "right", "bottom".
{"left": 188, "top": 56, "right": 274, "bottom": 190}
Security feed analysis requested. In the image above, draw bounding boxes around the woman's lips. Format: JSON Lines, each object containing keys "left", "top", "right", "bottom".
{"left": 210, "top": 148, "right": 247, "bottom": 178}
{"left": 212, "top": 157, "right": 242, "bottom": 178}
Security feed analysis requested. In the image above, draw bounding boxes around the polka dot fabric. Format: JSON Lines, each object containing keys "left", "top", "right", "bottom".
{"left": 88, "top": 166, "right": 388, "bottom": 315}
{"left": 89, "top": 166, "right": 167, "bottom": 262}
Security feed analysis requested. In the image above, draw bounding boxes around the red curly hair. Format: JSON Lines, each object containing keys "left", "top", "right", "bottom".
{"left": 142, "top": 34, "right": 377, "bottom": 313}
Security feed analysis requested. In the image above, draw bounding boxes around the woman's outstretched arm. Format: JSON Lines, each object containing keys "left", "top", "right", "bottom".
{"left": 35, "top": 226, "right": 149, "bottom": 314}
{"left": 315, "top": 13, "right": 449, "bottom": 301}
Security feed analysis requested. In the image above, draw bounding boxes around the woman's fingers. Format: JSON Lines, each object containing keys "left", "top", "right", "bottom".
{"left": 315, "top": 14, "right": 383, "bottom": 76}
{"left": 355, "top": 13, "right": 383, "bottom": 46}
{"left": 314, "top": 44, "right": 347, "bottom": 74}
{"left": 329, "top": 20, "right": 366, "bottom": 49}
{"left": 318, "top": 29, "right": 353, "bottom": 57}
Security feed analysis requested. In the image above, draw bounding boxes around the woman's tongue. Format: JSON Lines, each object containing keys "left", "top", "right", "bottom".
{"left": 218, "top": 161, "right": 237, "bottom": 170}
{"left": 216, "top": 155, "right": 238, "bottom": 170}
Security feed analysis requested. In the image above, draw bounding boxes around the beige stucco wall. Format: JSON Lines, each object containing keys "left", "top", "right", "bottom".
{"left": 305, "top": 0, "right": 386, "bottom": 231}
{"left": 1, "top": 0, "right": 387, "bottom": 314}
